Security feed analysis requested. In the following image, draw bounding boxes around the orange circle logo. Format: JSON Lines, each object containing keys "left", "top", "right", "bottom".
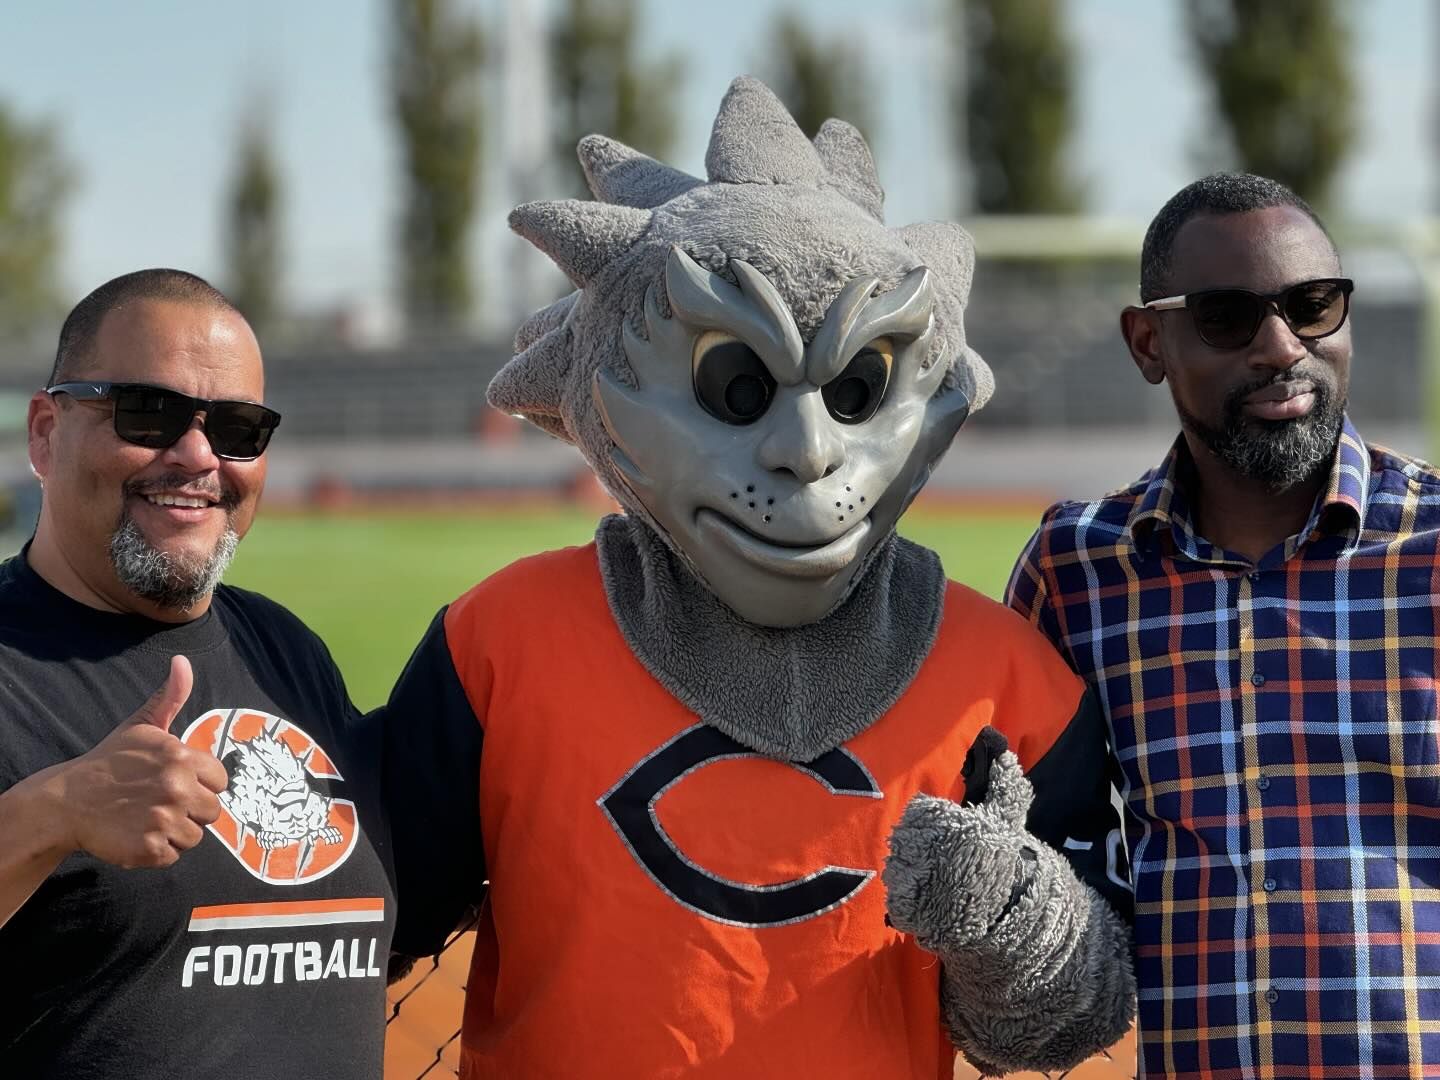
{"left": 181, "top": 709, "right": 359, "bottom": 885}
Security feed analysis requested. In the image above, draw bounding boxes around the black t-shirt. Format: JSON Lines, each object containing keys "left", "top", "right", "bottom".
{"left": 0, "top": 552, "right": 395, "bottom": 1080}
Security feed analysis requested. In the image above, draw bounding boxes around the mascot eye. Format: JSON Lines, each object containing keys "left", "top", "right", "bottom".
{"left": 823, "top": 338, "right": 893, "bottom": 424}
{"left": 693, "top": 331, "right": 776, "bottom": 425}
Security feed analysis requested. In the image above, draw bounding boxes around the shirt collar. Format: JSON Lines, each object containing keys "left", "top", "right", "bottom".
{"left": 1128, "top": 414, "right": 1369, "bottom": 558}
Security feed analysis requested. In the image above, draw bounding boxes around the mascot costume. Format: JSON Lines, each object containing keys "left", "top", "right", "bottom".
{"left": 383, "top": 77, "right": 1135, "bottom": 1078}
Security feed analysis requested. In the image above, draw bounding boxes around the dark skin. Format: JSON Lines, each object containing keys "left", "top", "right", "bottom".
{"left": 1119, "top": 206, "right": 1352, "bottom": 563}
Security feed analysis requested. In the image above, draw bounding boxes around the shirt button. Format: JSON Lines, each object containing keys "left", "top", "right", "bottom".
{"left": 1248, "top": 571, "right": 1261, "bottom": 583}
{"left": 1256, "top": 775, "right": 1271, "bottom": 791}
{"left": 1265, "top": 989, "right": 1280, "bottom": 1004}
{"left": 1251, "top": 673, "right": 1266, "bottom": 687}
{"left": 1263, "top": 878, "right": 1277, "bottom": 892}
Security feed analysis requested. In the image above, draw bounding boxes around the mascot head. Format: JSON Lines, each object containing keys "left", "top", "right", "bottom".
{"left": 489, "top": 76, "right": 990, "bottom": 627}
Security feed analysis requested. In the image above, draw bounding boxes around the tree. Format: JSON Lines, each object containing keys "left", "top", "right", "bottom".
{"left": 550, "top": 0, "right": 683, "bottom": 196}
{"left": 1184, "top": 0, "right": 1355, "bottom": 207}
{"left": 222, "top": 109, "right": 283, "bottom": 334}
{"left": 0, "top": 102, "right": 73, "bottom": 343}
{"left": 953, "top": 0, "right": 1081, "bottom": 213}
{"left": 389, "top": 0, "right": 484, "bottom": 331}
{"left": 761, "top": 11, "right": 873, "bottom": 140}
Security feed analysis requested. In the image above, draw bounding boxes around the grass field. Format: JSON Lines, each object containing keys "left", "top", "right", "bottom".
{"left": 224, "top": 506, "right": 1042, "bottom": 709}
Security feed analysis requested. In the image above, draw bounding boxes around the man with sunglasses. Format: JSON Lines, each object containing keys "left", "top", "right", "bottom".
{"left": 0, "top": 269, "right": 394, "bottom": 1079}
{"left": 1007, "top": 171, "right": 1440, "bottom": 1077}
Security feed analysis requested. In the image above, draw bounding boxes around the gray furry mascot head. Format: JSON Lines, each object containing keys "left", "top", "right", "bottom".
{"left": 489, "top": 76, "right": 988, "bottom": 629}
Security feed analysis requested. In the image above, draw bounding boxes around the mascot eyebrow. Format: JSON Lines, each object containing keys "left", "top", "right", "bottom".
{"left": 656, "top": 250, "right": 937, "bottom": 387}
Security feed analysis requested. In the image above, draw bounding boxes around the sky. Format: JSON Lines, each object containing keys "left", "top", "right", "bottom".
{"left": 2, "top": 0, "right": 1432, "bottom": 331}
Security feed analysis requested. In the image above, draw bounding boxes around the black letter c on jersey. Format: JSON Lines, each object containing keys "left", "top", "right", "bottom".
{"left": 599, "top": 725, "right": 881, "bottom": 928}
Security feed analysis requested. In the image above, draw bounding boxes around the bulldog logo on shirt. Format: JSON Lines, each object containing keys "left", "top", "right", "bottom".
{"left": 181, "top": 709, "right": 359, "bottom": 885}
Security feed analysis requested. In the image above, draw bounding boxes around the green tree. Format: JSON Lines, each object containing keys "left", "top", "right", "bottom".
{"left": 761, "top": 11, "right": 873, "bottom": 140}
{"left": 1185, "top": 0, "right": 1355, "bottom": 207}
{"left": 389, "top": 0, "right": 484, "bottom": 330}
{"left": 550, "top": 0, "right": 683, "bottom": 195}
{"left": 954, "top": 0, "right": 1081, "bottom": 213}
{"left": 223, "top": 110, "right": 282, "bottom": 334}
{"left": 0, "top": 102, "right": 73, "bottom": 342}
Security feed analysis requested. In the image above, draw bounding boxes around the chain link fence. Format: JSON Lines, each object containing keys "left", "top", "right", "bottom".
{"left": 384, "top": 906, "right": 481, "bottom": 1079}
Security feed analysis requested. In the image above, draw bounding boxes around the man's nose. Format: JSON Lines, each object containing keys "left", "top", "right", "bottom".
{"left": 1247, "top": 306, "right": 1308, "bottom": 371}
{"left": 160, "top": 416, "right": 219, "bottom": 472}
{"left": 757, "top": 389, "right": 845, "bottom": 484}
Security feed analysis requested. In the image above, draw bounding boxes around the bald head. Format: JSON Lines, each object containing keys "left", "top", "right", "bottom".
{"left": 50, "top": 269, "right": 245, "bottom": 387}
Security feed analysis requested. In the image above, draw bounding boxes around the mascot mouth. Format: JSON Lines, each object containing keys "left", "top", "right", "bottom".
{"left": 696, "top": 508, "right": 871, "bottom": 578}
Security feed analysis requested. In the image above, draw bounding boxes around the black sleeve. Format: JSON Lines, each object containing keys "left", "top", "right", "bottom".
{"left": 374, "top": 607, "right": 487, "bottom": 959}
{"left": 1024, "top": 686, "right": 1133, "bottom": 922}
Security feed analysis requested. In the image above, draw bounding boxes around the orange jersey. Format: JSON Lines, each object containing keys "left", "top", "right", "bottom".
{"left": 409, "top": 542, "right": 1088, "bottom": 1080}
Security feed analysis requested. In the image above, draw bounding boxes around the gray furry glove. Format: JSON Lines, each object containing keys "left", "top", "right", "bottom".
{"left": 883, "top": 731, "right": 1135, "bottom": 1076}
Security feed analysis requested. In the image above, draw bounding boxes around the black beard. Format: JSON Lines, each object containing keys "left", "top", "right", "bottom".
{"left": 1174, "top": 371, "right": 1345, "bottom": 493}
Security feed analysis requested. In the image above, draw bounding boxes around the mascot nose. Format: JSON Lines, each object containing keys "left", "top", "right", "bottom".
{"left": 757, "top": 389, "right": 845, "bottom": 484}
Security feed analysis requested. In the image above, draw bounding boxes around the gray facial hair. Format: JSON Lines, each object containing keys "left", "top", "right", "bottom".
{"left": 109, "top": 512, "right": 240, "bottom": 612}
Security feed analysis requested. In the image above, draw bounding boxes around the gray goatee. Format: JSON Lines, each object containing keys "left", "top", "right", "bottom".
{"left": 109, "top": 515, "right": 240, "bottom": 612}
{"left": 1176, "top": 369, "right": 1345, "bottom": 493}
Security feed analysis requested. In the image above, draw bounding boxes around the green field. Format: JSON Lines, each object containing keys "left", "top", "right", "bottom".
{"left": 224, "top": 507, "right": 1042, "bottom": 709}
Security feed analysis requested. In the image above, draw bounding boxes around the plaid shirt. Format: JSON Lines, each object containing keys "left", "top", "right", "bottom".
{"left": 1006, "top": 417, "right": 1440, "bottom": 1079}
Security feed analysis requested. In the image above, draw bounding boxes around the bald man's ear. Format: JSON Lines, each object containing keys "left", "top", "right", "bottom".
{"left": 1120, "top": 307, "right": 1167, "bottom": 386}
{"left": 28, "top": 390, "right": 58, "bottom": 481}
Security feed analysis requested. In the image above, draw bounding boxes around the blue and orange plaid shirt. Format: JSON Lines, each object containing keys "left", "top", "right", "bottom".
{"left": 1006, "top": 417, "right": 1440, "bottom": 1079}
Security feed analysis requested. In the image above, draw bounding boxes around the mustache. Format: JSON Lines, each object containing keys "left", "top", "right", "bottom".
{"left": 122, "top": 472, "right": 241, "bottom": 511}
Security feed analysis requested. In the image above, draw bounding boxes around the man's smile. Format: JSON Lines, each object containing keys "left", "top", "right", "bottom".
{"left": 129, "top": 488, "right": 225, "bottom": 526}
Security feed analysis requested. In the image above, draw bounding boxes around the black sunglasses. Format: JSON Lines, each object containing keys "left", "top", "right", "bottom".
{"left": 1144, "top": 277, "right": 1355, "bottom": 350}
{"left": 46, "top": 381, "right": 281, "bottom": 460}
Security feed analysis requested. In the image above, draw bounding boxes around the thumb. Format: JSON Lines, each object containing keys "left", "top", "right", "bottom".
{"left": 126, "top": 655, "right": 194, "bottom": 732}
{"left": 979, "top": 750, "right": 1035, "bottom": 827}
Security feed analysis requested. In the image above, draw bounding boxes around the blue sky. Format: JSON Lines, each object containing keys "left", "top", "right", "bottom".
{"left": 3, "top": 0, "right": 1431, "bottom": 326}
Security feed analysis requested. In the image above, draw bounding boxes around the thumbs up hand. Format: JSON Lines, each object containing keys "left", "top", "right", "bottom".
{"left": 882, "top": 724, "right": 1137, "bottom": 1077}
{"left": 883, "top": 725, "right": 1082, "bottom": 967}
{"left": 53, "top": 656, "right": 229, "bottom": 869}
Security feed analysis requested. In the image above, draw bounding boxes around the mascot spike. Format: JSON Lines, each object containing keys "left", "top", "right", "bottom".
{"left": 813, "top": 119, "right": 885, "bottom": 221}
{"left": 705, "top": 75, "right": 827, "bottom": 186}
{"left": 898, "top": 221, "right": 991, "bottom": 409}
{"left": 486, "top": 326, "right": 572, "bottom": 438}
{"left": 577, "top": 135, "right": 704, "bottom": 209}
{"left": 514, "top": 292, "right": 578, "bottom": 353}
{"left": 509, "top": 200, "right": 653, "bottom": 288}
